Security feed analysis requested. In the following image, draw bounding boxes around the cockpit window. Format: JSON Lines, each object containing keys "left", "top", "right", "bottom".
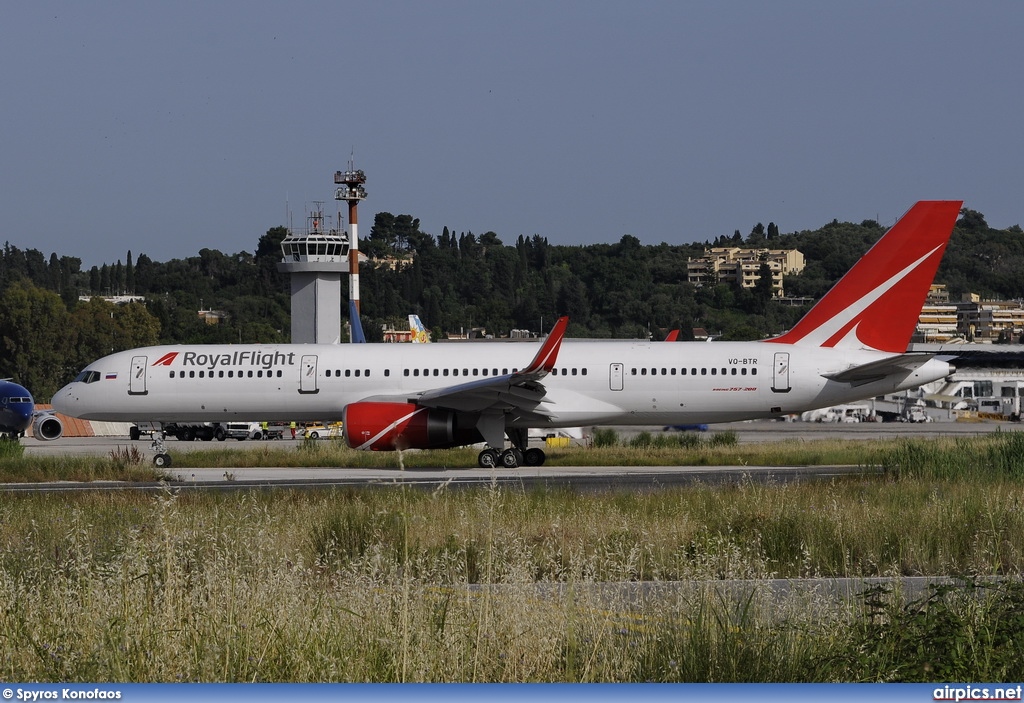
{"left": 74, "top": 370, "right": 102, "bottom": 384}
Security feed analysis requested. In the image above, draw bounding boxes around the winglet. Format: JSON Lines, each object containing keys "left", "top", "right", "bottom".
{"left": 766, "top": 200, "right": 961, "bottom": 353}
{"left": 519, "top": 316, "right": 569, "bottom": 377}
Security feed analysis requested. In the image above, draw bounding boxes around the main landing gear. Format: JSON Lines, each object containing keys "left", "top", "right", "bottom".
{"left": 477, "top": 447, "right": 546, "bottom": 469}
{"left": 476, "top": 428, "right": 546, "bottom": 468}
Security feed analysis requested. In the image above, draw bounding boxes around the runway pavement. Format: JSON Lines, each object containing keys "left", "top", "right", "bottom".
{"left": 8, "top": 419, "right": 1015, "bottom": 492}
{"left": 21, "top": 417, "right": 1015, "bottom": 460}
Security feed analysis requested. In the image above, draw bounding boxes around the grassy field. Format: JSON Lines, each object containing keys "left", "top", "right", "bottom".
{"left": 3, "top": 432, "right": 1024, "bottom": 681}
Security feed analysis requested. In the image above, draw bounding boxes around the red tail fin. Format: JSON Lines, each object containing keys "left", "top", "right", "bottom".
{"left": 767, "top": 201, "right": 961, "bottom": 353}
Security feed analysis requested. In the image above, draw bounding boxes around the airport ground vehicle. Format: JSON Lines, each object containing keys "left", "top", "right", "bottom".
{"left": 130, "top": 421, "right": 224, "bottom": 441}
{"left": 301, "top": 422, "right": 343, "bottom": 439}
{"left": 223, "top": 422, "right": 264, "bottom": 440}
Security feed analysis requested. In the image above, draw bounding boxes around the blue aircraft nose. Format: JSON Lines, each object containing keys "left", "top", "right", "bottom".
{"left": 0, "top": 380, "right": 35, "bottom": 436}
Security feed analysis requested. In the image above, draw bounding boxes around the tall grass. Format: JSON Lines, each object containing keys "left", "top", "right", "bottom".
{"left": 2, "top": 480, "right": 1024, "bottom": 681}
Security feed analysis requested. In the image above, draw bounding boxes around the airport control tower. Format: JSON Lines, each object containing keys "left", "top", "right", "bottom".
{"left": 277, "top": 205, "right": 349, "bottom": 344}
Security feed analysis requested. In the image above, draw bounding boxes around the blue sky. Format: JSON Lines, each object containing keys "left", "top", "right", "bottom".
{"left": 3, "top": 1, "right": 1022, "bottom": 268}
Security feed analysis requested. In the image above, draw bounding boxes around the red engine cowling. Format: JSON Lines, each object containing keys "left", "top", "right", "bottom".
{"left": 343, "top": 402, "right": 483, "bottom": 451}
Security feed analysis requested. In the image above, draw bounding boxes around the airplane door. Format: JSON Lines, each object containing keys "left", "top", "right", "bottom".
{"left": 129, "top": 356, "right": 148, "bottom": 395}
{"left": 772, "top": 352, "right": 791, "bottom": 393}
{"left": 609, "top": 363, "right": 624, "bottom": 391}
{"left": 299, "top": 355, "right": 319, "bottom": 394}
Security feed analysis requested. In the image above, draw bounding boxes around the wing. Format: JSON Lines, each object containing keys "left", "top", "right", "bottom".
{"left": 415, "top": 316, "right": 568, "bottom": 420}
{"left": 822, "top": 353, "right": 936, "bottom": 386}
{"left": 359, "top": 316, "right": 569, "bottom": 422}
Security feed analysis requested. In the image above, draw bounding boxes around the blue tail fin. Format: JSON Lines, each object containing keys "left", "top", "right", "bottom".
{"left": 349, "top": 300, "right": 366, "bottom": 344}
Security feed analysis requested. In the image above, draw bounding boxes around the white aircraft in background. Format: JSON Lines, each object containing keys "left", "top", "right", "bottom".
{"left": 54, "top": 201, "right": 962, "bottom": 468}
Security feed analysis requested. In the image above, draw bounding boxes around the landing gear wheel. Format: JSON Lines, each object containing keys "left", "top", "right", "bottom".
{"left": 153, "top": 453, "right": 172, "bottom": 468}
{"left": 500, "top": 448, "right": 522, "bottom": 468}
{"left": 478, "top": 448, "right": 499, "bottom": 468}
{"left": 523, "top": 447, "right": 546, "bottom": 467}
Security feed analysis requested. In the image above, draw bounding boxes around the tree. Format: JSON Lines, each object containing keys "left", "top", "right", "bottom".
{"left": 753, "top": 261, "right": 776, "bottom": 314}
{"left": 958, "top": 208, "right": 988, "bottom": 233}
{"left": 0, "top": 280, "right": 72, "bottom": 400}
{"left": 125, "top": 251, "right": 135, "bottom": 294}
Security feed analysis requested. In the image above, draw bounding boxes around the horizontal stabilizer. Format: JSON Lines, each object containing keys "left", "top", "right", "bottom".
{"left": 822, "top": 354, "right": 936, "bottom": 386}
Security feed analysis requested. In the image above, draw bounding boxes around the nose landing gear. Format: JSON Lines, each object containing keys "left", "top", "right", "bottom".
{"left": 150, "top": 436, "right": 172, "bottom": 468}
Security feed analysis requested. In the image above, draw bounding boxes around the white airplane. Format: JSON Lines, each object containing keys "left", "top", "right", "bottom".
{"left": 53, "top": 201, "right": 962, "bottom": 468}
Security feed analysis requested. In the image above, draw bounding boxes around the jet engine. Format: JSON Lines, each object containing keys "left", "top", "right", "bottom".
{"left": 343, "top": 402, "right": 482, "bottom": 451}
{"left": 32, "top": 412, "right": 64, "bottom": 441}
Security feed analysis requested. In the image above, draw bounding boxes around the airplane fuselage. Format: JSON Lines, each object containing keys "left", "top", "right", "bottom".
{"left": 52, "top": 339, "right": 952, "bottom": 427}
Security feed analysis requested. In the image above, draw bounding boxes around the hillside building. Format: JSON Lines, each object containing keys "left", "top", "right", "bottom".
{"left": 687, "top": 247, "right": 805, "bottom": 296}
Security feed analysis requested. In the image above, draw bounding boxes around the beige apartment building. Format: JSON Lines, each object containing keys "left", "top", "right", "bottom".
{"left": 914, "top": 285, "right": 1024, "bottom": 343}
{"left": 687, "top": 247, "right": 805, "bottom": 296}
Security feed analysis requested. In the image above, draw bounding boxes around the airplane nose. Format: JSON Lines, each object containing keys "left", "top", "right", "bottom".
{"left": 51, "top": 385, "right": 75, "bottom": 416}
